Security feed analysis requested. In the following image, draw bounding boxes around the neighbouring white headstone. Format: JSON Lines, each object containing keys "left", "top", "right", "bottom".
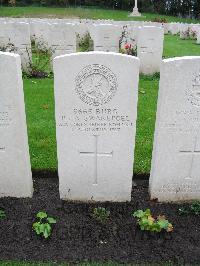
{"left": 169, "top": 23, "right": 180, "bottom": 35}
{"left": 0, "top": 22, "right": 32, "bottom": 72}
{"left": 163, "top": 23, "right": 170, "bottom": 34}
{"left": 0, "top": 22, "right": 10, "bottom": 48}
{"left": 0, "top": 52, "right": 33, "bottom": 198}
{"left": 32, "top": 21, "right": 51, "bottom": 50}
{"left": 197, "top": 28, "right": 200, "bottom": 44}
{"left": 54, "top": 52, "right": 139, "bottom": 202}
{"left": 137, "top": 26, "right": 164, "bottom": 74}
{"left": 189, "top": 24, "right": 199, "bottom": 39}
{"left": 180, "top": 24, "right": 190, "bottom": 39}
{"left": 0, "top": 22, "right": 32, "bottom": 73}
{"left": 11, "top": 22, "right": 32, "bottom": 73}
{"left": 48, "top": 23, "right": 77, "bottom": 59}
{"left": 90, "top": 24, "right": 122, "bottom": 52}
{"left": 150, "top": 56, "right": 200, "bottom": 202}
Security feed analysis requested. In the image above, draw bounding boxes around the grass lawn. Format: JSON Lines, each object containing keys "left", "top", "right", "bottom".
{"left": 0, "top": 6, "right": 200, "bottom": 23}
{"left": 22, "top": 35, "right": 200, "bottom": 175}
{"left": 164, "top": 35, "right": 200, "bottom": 58}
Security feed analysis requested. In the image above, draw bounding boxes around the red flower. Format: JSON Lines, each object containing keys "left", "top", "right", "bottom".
{"left": 125, "top": 44, "right": 130, "bottom": 49}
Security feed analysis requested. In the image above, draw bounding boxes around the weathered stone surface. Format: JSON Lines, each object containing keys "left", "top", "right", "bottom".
{"left": 0, "top": 22, "right": 32, "bottom": 73}
{"left": 90, "top": 24, "right": 122, "bottom": 52}
{"left": 54, "top": 52, "right": 139, "bottom": 202}
{"left": 0, "top": 52, "right": 33, "bottom": 198}
{"left": 150, "top": 56, "right": 200, "bottom": 202}
{"left": 48, "top": 23, "right": 77, "bottom": 59}
{"left": 137, "top": 26, "right": 164, "bottom": 74}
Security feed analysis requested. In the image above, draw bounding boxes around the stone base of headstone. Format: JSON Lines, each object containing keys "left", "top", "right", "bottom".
{"left": 129, "top": 8, "right": 141, "bottom": 17}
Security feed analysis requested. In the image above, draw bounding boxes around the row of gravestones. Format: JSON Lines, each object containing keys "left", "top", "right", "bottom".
{"left": 1, "top": 50, "right": 200, "bottom": 203}
{"left": 170, "top": 23, "right": 200, "bottom": 43}
{"left": 1, "top": 17, "right": 200, "bottom": 39}
{"left": 1, "top": 18, "right": 200, "bottom": 75}
{"left": 0, "top": 20, "right": 164, "bottom": 75}
{"left": 1, "top": 17, "right": 199, "bottom": 35}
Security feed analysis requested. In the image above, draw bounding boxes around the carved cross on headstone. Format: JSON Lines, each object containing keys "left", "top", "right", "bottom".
{"left": 79, "top": 135, "right": 113, "bottom": 185}
{"left": 180, "top": 134, "right": 200, "bottom": 180}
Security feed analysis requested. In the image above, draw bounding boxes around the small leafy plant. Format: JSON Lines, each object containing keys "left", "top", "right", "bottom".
{"left": 0, "top": 209, "right": 6, "bottom": 219}
{"left": 179, "top": 201, "right": 200, "bottom": 216}
{"left": 133, "top": 209, "right": 173, "bottom": 233}
{"left": 33, "top": 211, "right": 56, "bottom": 239}
{"left": 78, "top": 32, "right": 93, "bottom": 52}
{"left": 92, "top": 207, "right": 110, "bottom": 223}
{"left": 23, "top": 41, "right": 52, "bottom": 79}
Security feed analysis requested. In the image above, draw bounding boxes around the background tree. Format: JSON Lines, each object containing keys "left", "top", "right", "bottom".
{"left": 1, "top": 0, "right": 200, "bottom": 18}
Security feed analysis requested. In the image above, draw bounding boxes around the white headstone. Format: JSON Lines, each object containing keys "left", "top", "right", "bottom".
{"left": 189, "top": 24, "right": 199, "bottom": 39}
{"left": 150, "top": 56, "right": 200, "bottom": 202}
{"left": 180, "top": 24, "right": 190, "bottom": 39}
{"left": 74, "top": 22, "right": 89, "bottom": 39}
{"left": 0, "top": 22, "right": 32, "bottom": 73}
{"left": 32, "top": 21, "right": 51, "bottom": 51}
{"left": 163, "top": 23, "right": 170, "bottom": 34}
{"left": 90, "top": 24, "right": 122, "bottom": 52}
{"left": 0, "top": 22, "right": 10, "bottom": 48}
{"left": 10, "top": 22, "right": 32, "bottom": 73}
{"left": 0, "top": 52, "right": 33, "bottom": 198}
{"left": 48, "top": 23, "right": 76, "bottom": 59}
{"left": 137, "top": 26, "right": 164, "bottom": 74}
{"left": 197, "top": 28, "right": 200, "bottom": 44}
{"left": 169, "top": 23, "right": 180, "bottom": 35}
{"left": 54, "top": 52, "right": 139, "bottom": 202}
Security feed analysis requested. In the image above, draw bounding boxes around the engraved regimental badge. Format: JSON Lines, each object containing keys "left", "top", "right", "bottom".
{"left": 187, "top": 73, "right": 200, "bottom": 107}
{"left": 75, "top": 64, "right": 118, "bottom": 106}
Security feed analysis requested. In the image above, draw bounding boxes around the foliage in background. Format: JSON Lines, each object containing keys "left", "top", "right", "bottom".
{"left": 78, "top": 32, "right": 93, "bottom": 52}
{"left": 33, "top": 211, "right": 56, "bottom": 239}
{"left": 133, "top": 209, "right": 173, "bottom": 233}
{"left": 0, "top": 7, "right": 200, "bottom": 24}
{"left": 24, "top": 41, "right": 52, "bottom": 78}
{"left": 1, "top": 0, "right": 200, "bottom": 19}
{"left": 152, "top": 17, "right": 167, "bottom": 23}
{"left": 92, "top": 207, "right": 110, "bottom": 223}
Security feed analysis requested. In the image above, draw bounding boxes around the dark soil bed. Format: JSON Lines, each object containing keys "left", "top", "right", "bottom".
{"left": 0, "top": 174, "right": 200, "bottom": 264}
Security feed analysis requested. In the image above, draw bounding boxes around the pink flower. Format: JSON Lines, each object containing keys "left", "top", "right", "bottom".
{"left": 125, "top": 44, "right": 130, "bottom": 49}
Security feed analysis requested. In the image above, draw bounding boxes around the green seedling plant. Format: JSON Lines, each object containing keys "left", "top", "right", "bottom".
{"left": 0, "top": 209, "right": 6, "bottom": 219}
{"left": 133, "top": 209, "right": 173, "bottom": 233}
{"left": 179, "top": 201, "right": 200, "bottom": 216}
{"left": 92, "top": 207, "right": 110, "bottom": 223}
{"left": 33, "top": 211, "right": 56, "bottom": 239}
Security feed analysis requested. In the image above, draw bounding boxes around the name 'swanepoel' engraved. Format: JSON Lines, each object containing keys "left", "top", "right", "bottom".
{"left": 75, "top": 64, "right": 118, "bottom": 106}
{"left": 58, "top": 108, "right": 134, "bottom": 133}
